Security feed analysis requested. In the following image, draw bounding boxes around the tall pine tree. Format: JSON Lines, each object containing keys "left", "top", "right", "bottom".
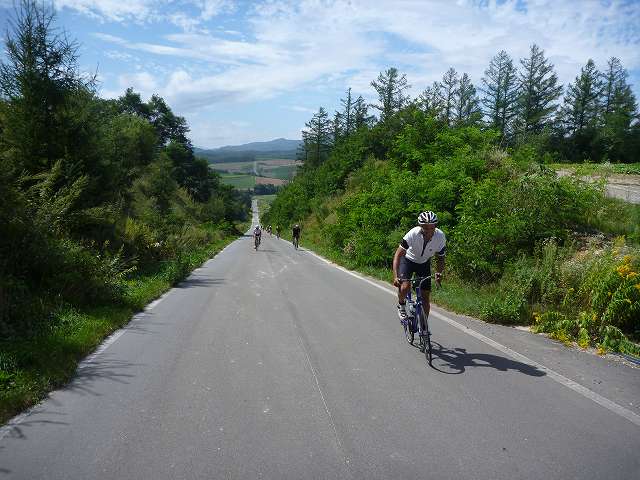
{"left": 598, "top": 57, "right": 638, "bottom": 162}
{"left": 559, "top": 59, "right": 602, "bottom": 135}
{"left": 418, "top": 81, "right": 443, "bottom": 116}
{"left": 441, "top": 68, "right": 459, "bottom": 126}
{"left": 301, "top": 107, "right": 332, "bottom": 168}
{"left": 340, "top": 87, "right": 354, "bottom": 136}
{"left": 370, "top": 67, "right": 410, "bottom": 122}
{"left": 516, "top": 44, "right": 563, "bottom": 136}
{"left": 481, "top": 50, "right": 518, "bottom": 139}
{"left": 353, "top": 95, "right": 372, "bottom": 129}
{"left": 455, "top": 73, "right": 482, "bottom": 126}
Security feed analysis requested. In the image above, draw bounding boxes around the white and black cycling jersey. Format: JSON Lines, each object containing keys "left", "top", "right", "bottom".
{"left": 399, "top": 226, "right": 446, "bottom": 264}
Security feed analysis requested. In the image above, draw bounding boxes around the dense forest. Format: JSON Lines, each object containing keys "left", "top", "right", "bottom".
{"left": 0, "top": 2, "right": 250, "bottom": 339}
{"left": 264, "top": 50, "right": 640, "bottom": 354}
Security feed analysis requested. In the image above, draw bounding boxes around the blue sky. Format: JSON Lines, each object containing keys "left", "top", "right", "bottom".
{"left": 1, "top": 0, "right": 639, "bottom": 148}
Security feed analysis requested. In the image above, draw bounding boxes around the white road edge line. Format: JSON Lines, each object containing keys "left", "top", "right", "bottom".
{"left": 305, "top": 249, "right": 640, "bottom": 428}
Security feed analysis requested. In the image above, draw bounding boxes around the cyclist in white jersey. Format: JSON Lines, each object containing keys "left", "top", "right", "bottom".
{"left": 392, "top": 211, "right": 446, "bottom": 321}
{"left": 253, "top": 225, "right": 262, "bottom": 249}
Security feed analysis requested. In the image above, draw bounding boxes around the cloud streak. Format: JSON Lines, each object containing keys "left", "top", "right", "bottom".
{"left": 42, "top": 0, "right": 639, "bottom": 145}
{"left": 89, "top": 1, "right": 639, "bottom": 111}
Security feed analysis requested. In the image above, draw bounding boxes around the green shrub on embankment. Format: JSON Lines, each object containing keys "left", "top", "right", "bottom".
{"left": 263, "top": 108, "right": 639, "bottom": 356}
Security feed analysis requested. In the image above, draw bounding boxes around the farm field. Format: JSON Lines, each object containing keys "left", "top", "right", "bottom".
{"left": 219, "top": 173, "right": 256, "bottom": 189}
{"left": 256, "top": 176, "right": 287, "bottom": 186}
{"left": 210, "top": 158, "right": 301, "bottom": 180}
{"left": 219, "top": 173, "right": 288, "bottom": 189}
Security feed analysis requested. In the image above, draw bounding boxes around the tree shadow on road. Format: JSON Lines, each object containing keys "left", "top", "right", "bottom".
{"left": 429, "top": 342, "right": 546, "bottom": 377}
{"left": 0, "top": 356, "right": 138, "bottom": 445}
{"left": 176, "top": 278, "right": 226, "bottom": 289}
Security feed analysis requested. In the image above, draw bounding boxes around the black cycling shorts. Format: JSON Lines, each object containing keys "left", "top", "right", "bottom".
{"left": 398, "top": 256, "right": 432, "bottom": 291}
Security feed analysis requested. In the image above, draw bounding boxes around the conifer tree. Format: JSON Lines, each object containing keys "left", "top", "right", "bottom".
{"left": 370, "top": 67, "right": 410, "bottom": 122}
{"left": 418, "top": 81, "right": 444, "bottom": 116}
{"left": 481, "top": 50, "right": 518, "bottom": 138}
{"left": 600, "top": 57, "right": 637, "bottom": 130}
{"left": 516, "top": 44, "right": 563, "bottom": 135}
{"left": 332, "top": 111, "right": 343, "bottom": 144}
{"left": 301, "top": 107, "right": 332, "bottom": 168}
{"left": 353, "top": 95, "right": 372, "bottom": 129}
{"left": 340, "top": 87, "right": 354, "bottom": 136}
{"left": 601, "top": 57, "right": 625, "bottom": 120}
{"left": 559, "top": 59, "right": 602, "bottom": 135}
{"left": 0, "top": 0, "right": 93, "bottom": 174}
{"left": 441, "top": 68, "right": 459, "bottom": 126}
{"left": 598, "top": 57, "right": 638, "bottom": 162}
{"left": 454, "top": 73, "right": 482, "bottom": 126}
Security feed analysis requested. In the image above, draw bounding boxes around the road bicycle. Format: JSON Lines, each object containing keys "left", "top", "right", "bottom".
{"left": 292, "top": 236, "right": 299, "bottom": 249}
{"left": 254, "top": 234, "right": 261, "bottom": 250}
{"left": 399, "top": 276, "right": 434, "bottom": 365}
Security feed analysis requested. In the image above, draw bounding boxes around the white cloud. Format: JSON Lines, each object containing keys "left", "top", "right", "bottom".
{"left": 54, "top": 0, "right": 159, "bottom": 23}
{"left": 117, "top": 71, "right": 159, "bottom": 95}
{"left": 287, "top": 105, "right": 317, "bottom": 113}
{"left": 54, "top": 0, "right": 231, "bottom": 25}
{"left": 92, "top": 0, "right": 639, "bottom": 117}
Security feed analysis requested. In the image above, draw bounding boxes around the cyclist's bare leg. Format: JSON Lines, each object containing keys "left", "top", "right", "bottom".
{"left": 398, "top": 280, "right": 410, "bottom": 304}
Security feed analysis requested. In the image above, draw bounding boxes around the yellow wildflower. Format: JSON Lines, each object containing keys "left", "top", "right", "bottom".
{"left": 635, "top": 283, "right": 640, "bottom": 291}
{"left": 617, "top": 264, "right": 631, "bottom": 277}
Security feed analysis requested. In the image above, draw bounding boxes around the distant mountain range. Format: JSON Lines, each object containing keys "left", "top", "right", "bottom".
{"left": 195, "top": 138, "right": 301, "bottom": 163}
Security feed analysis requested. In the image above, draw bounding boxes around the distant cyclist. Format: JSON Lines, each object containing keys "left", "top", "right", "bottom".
{"left": 276, "top": 225, "right": 281, "bottom": 238}
{"left": 292, "top": 223, "right": 301, "bottom": 249}
{"left": 392, "top": 211, "right": 445, "bottom": 322}
{"left": 253, "top": 225, "right": 262, "bottom": 250}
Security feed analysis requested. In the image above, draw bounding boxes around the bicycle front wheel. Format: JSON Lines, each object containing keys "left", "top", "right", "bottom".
{"left": 423, "top": 316, "right": 433, "bottom": 364}
{"left": 405, "top": 319, "right": 414, "bottom": 345}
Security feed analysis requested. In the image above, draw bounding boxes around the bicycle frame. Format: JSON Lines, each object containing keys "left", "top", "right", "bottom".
{"left": 406, "top": 278, "right": 428, "bottom": 334}
{"left": 399, "top": 275, "right": 433, "bottom": 364}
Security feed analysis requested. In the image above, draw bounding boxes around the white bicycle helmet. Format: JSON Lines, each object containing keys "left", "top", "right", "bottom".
{"left": 417, "top": 211, "right": 438, "bottom": 225}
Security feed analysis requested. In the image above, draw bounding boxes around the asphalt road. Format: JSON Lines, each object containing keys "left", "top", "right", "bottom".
{"left": 1, "top": 202, "right": 639, "bottom": 479}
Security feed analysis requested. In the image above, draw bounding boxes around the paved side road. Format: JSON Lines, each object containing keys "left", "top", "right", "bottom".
{"left": 557, "top": 169, "right": 640, "bottom": 204}
{"left": 1, "top": 202, "right": 639, "bottom": 479}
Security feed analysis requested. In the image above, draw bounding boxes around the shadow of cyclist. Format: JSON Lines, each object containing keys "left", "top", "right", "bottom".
{"left": 429, "top": 342, "right": 546, "bottom": 377}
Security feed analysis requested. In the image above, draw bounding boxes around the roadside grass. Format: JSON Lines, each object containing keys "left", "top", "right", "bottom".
{"left": 549, "top": 162, "right": 640, "bottom": 176}
{"left": 589, "top": 197, "right": 640, "bottom": 244}
{"left": 0, "top": 227, "right": 246, "bottom": 425}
